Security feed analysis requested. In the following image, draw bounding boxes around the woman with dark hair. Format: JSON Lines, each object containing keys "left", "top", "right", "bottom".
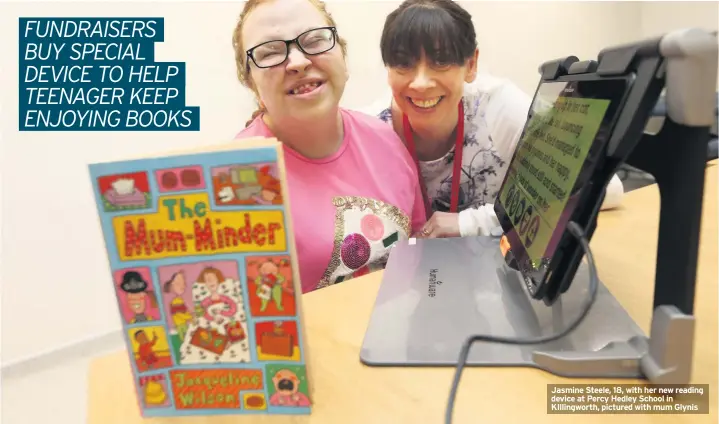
{"left": 371, "top": 0, "right": 624, "bottom": 238}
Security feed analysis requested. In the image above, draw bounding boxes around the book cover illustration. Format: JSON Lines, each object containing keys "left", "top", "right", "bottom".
{"left": 89, "top": 145, "right": 311, "bottom": 417}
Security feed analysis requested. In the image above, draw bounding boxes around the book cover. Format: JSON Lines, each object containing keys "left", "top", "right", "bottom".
{"left": 88, "top": 140, "right": 312, "bottom": 417}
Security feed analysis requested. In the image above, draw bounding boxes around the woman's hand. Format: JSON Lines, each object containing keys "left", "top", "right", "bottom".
{"left": 414, "top": 212, "right": 461, "bottom": 238}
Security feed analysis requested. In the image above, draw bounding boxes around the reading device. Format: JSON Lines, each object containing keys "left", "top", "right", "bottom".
{"left": 443, "top": 29, "right": 716, "bottom": 422}
{"left": 494, "top": 75, "right": 633, "bottom": 305}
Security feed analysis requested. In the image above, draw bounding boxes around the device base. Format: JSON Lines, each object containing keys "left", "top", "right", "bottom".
{"left": 360, "top": 237, "right": 694, "bottom": 383}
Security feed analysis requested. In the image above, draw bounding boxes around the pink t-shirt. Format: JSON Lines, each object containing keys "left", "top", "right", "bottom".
{"left": 236, "top": 109, "right": 426, "bottom": 293}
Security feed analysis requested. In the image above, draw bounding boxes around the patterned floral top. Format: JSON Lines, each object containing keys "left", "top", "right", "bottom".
{"left": 368, "top": 75, "right": 534, "bottom": 236}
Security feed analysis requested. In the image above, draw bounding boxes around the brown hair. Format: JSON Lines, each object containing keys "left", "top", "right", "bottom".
{"left": 197, "top": 267, "right": 226, "bottom": 284}
{"left": 247, "top": 257, "right": 291, "bottom": 268}
{"left": 163, "top": 271, "right": 183, "bottom": 293}
{"left": 231, "top": 0, "right": 349, "bottom": 127}
{"left": 148, "top": 291, "right": 159, "bottom": 308}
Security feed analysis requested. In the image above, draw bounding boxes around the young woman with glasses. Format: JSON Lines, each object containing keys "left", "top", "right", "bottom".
{"left": 370, "top": 0, "right": 624, "bottom": 239}
{"left": 232, "top": 0, "right": 427, "bottom": 293}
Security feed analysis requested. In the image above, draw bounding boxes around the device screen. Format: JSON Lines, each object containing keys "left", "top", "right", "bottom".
{"left": 495, "top": 78, "right": 628, "bottom": 282}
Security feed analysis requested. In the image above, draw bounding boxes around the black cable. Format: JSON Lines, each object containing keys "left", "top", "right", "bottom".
{"left": 444, "top": 221, "right": 599, "bottom": 424}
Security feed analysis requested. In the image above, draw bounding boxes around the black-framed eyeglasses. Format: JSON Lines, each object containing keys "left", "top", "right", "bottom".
{"left": 246, "top": 27, "right": 337, "bottom": 69}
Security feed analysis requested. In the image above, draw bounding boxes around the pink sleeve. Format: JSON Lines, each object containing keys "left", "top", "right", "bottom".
{"left": 220, "top": 295, "right": 237, "bottom": 317}
{"left": 269, "top": 393, "right": 280, "bottom": 406}
{"left": 200, "top": 297, "right": 213, "bottom": 321}
{"left": 298, "top": 393, "right": 311, "bottom": 407}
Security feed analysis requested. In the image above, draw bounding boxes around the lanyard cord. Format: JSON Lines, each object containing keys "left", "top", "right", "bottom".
{"left": 402, "top": 101, "right": 465, "bottom": 213}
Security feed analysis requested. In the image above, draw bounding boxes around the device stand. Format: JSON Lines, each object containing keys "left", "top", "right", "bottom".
{"left": 360, "top": 235, "right": 650, "bottom": 378}
{"left": 510, "top": 29, "right": 716, "bottom": 384}
{"left": 532, "top": 117, "right": 710, "bottom": 384}
{"left": 491, "top": 252, "right": 650, "bottom": 380}
{"left": 622, "top": 120, "right": 706, "bottom": 384}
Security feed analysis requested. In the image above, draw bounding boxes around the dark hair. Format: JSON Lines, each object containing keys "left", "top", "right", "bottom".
{"left": 163, "top": 272, "right": 178, "bottom": 293}
{"left": 380, "top": 0, "right": 477, "bottom": 68}
{"left": 120, "top": 270, "right": 148, "bottom": 293}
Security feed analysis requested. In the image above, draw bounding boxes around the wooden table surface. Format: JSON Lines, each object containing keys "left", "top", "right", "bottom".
{"left": 87, "top": 162, "right": 717, "bottom": 424}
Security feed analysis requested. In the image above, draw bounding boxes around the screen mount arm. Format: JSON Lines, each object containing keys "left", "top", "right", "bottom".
{"left": 533, "top": 28, "right": 717, "bottom": 384}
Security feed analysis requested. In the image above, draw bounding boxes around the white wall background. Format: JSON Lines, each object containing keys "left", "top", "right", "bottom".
{"left": 0, "top": 1, "right": 716, "bottom": 368}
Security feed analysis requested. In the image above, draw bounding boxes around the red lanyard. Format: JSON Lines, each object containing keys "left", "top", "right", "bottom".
{"left": 402, "top": 101, "right": 465, "bottom": 214}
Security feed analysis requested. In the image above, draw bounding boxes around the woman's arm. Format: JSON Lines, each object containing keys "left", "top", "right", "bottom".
{"left": 458, "top": 205, "right": 499, "bottom": 237}
{"left": 453, "top": 79, "right": 527, "bottom": 238}
{"left": 483, "top": 79, "right": 533, "bottom": 163}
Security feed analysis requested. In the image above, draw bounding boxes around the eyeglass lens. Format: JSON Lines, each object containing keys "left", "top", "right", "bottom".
{"left": 251, "top": 28, "right": 335, "bottom": 68}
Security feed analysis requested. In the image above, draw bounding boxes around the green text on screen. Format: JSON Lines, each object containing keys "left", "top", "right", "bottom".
{"left": 499, "top": 96, "right": 610, "bottom": 266}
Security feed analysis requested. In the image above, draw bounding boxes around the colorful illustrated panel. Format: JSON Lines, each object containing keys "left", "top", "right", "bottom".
{"left": 255, "top": 321, "right": 301, "bottom": 362}
{"left": 158, "top": 261, "right": 251, "bottom": 365}
{"left": 265, "top": 364, "right": 311, "bottom": 408}
{"left": 246, "top": 255, "right": 297, "bottom": 317}
{"left": 169, "top": 369, "right": 264, "bottom": 410}
{"left": 139, "top": 375, "right": 172, "bottom": 408}
{"left": 211, "top": 163, "right": 283, "bottom": 206}
{"left": 127, "top": 325, "right": 174, "bottom": 372}
{"left": 114, "top": 267, "right": 161, "bottom": 324}
{"left": 97, "top": 171, "right": 152, "bottom": 212}
{"left": 155, "top": 166, "right": 206, "bottom": 193}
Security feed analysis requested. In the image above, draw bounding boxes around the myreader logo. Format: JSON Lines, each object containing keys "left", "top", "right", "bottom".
{"left": 18, "top": 18, "right": 201, "bottom": 131}
{"left": 428, "top": 268, "right": 443, "bottom": 298}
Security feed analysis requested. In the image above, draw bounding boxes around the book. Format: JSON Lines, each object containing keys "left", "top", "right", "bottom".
{"left": 88, "top": 137, "right": 312, "bottom": 418}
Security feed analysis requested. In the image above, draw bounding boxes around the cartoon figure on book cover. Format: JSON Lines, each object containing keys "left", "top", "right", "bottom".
{"left": 197, "top": 267, "right": 238, "bottom": 323}
{"left": 247, "top": 255, "right": 297, "bottom": 317}
{"left": 266, "top": 365, "right": 310, "bottom": 407}
{"left": 159, "top": 261, "right": 251, "bottom": 365}
{"left": 135, "top": 330, "right": 160, "bottom": 369}
{"left": 163, "top": 271, "right": 194, "bottom": 341}
{"left": 115, "top": 269, "right": 161, "bottom": 324}
{"left": 255, "top": 257, "right": 294, "bottom": 312}
{"left": 127, "top": 325, "right": 173, "bottom": 372}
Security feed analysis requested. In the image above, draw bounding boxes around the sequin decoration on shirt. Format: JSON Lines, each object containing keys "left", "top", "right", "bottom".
{"left": 316, "top": 196, "right": 411, "bottom": 289}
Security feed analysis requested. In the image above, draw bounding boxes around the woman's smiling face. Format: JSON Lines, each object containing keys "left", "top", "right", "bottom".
{"left": 380, "top": 0, "right": 479, "bottom": 129}
{"left": 387, "top": 50, "right": 476, "bottom": 126}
